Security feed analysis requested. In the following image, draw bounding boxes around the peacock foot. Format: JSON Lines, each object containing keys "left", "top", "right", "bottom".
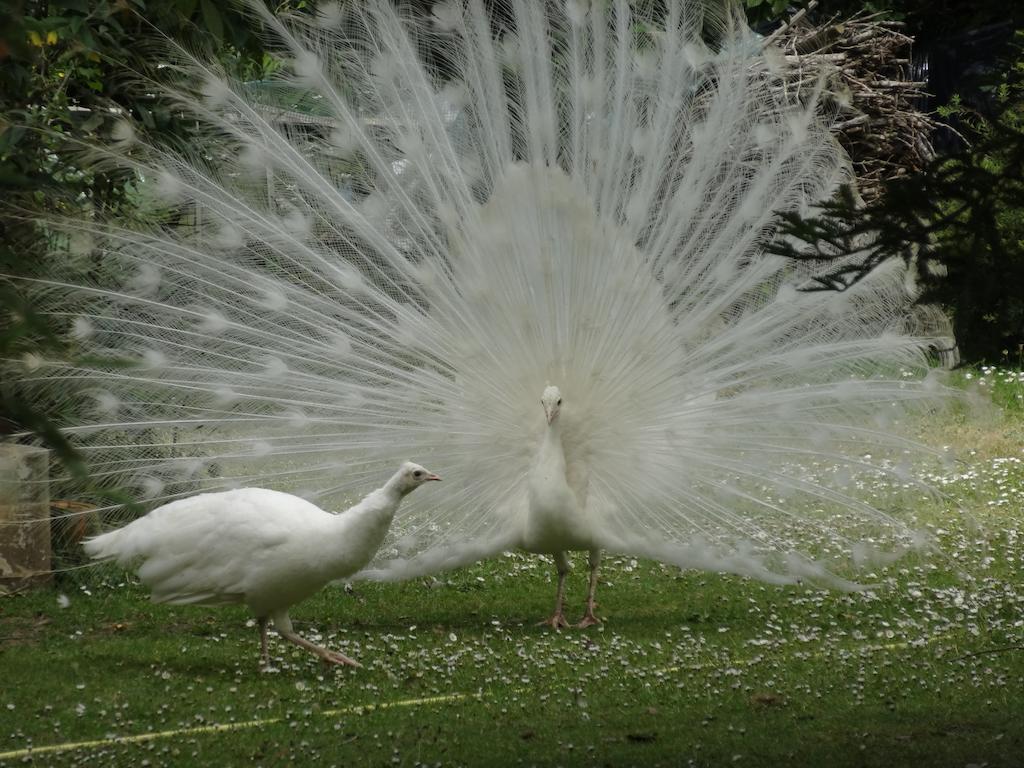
{"left": 576, "top": 613, "right": 601, "bottom": 629}
{"left": 537, "top": 613, "right": 570, "bottom": 629}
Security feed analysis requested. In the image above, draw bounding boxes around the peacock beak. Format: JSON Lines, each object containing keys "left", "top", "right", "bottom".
{"left": 426, "top": 473, "right": 442, "bottom": 481}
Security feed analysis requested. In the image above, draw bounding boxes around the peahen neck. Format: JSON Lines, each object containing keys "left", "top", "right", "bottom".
{"left": 324, "top": 480, "right": 405, "bottom": 577}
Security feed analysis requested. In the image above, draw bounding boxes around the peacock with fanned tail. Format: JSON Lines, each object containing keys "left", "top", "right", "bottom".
{"left": 19, "top": 0, "right": 953, "bottom": 625}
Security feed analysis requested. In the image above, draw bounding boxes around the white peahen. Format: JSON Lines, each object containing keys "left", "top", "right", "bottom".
{"left": 23, "top": 1, "right": 952, "bottom": 623}
{"left": 83, "top": 462, "right": 440, "bottom": 666}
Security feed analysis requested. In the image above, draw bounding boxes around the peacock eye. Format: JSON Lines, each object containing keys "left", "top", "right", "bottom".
{"left": 414, "top": 470, "right": 423, "bottom": 478}
{"left": 557, "top": 398, "right": 562, "bottom": 405}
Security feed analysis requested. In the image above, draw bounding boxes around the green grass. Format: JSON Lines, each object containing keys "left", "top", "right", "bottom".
{"left": 948, "top": 365, "right": 1024, "bottom": 414}
{"left": 2, "top": 369, "right": 1023, "bottom": 767}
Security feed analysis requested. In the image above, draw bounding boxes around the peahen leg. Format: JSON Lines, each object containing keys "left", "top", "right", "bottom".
{"left": 577, "top": 549, "right": 602, "bottom": 628}
{"left": 272, "top": 612, "right": 361, "bottom": 667}
{"left": 538, "top": 551, "right": 571, "bottom": 629}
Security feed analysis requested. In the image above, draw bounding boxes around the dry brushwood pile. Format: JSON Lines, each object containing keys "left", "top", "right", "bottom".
{"left": 769, "top": 4, "right": 939, "bottom": 205}
{"left": 249, "top": 5, "right": 936, "bottom": 208}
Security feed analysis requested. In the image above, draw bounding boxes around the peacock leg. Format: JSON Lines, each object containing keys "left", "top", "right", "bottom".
{"left": 272, "top": 612, "right": 362, "bottom": 667}
{"left": 258, "top": 616, "right": 270, "bottom": 667}
{"left": 538, "top": 551, "right": 571, "bottom": 629}
{"left": 576, "top": 549, "right": 602, "bottom": 628}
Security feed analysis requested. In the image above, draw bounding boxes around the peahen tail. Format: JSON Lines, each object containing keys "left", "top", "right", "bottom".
{"left": 16, "top": 0, "right": 952, "bottom": 586}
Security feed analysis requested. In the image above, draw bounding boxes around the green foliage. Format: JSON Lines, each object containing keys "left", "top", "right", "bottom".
{"left": 951, "top": 365, "right": 1024, "bottom": 414}
{"left": 770, "top": 33, "right": 1024, "bottom": 364}
{"left": 0, "top": 283, "right": 81, "bottom": 472}
{"left": 0, "top": 0, "right": 269, "bottom": 195}
{"left": 0, "top": 0, "right": 275, "bottom": 461}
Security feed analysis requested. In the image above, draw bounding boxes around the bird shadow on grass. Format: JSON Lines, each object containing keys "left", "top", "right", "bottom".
{"left": 311, "top": 606, "right": 707, "bottom": 636}
{"left": 77, "top": 640, "right": 241, "bottom": 676}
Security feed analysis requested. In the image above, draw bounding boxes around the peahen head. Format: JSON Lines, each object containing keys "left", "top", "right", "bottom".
{"left": 394, "top": 462, "right": 442, "bottom": 495}
{"left": 541, "top": 385, "right": 563, "bottom": 425}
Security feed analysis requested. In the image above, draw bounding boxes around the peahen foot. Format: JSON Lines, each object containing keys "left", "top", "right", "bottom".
{"left": 576, "top": 611, "right": 601, "bottom": 629}
{"left": 318, "top": 648, "right": 362, "bottom": 667}
{"left": 279, "top": 625, "right": 363, "bottom": 667}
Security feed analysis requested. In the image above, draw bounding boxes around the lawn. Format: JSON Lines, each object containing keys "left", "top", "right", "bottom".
{"left": 1, "top": 367, "right": 1022, "bottom": 767}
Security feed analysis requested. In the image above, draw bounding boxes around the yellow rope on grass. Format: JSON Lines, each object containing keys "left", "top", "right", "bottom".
{"left": 0, "top": 630, "right": 957, "bottom": 761}
{"left": 0, "top": 692, "right": 472, "bottom": 761}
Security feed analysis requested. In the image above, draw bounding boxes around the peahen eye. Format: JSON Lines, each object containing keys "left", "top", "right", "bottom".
{"left": 557, "top": 398, "right": 562, "bottom": 405}
{"left": 414, "top": 470, "right": 423, "bottom": 478}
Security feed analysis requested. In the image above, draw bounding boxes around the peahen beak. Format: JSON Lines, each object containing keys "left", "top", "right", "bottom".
{"left": 426, "top": 473, "right": 442, "bottom": 481}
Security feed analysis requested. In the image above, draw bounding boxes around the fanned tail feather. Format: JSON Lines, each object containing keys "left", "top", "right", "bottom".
{"left": 15, "top": 0, "right": 952, "bottom": 587}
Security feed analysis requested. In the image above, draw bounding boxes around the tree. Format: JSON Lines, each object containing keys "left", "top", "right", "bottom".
{"left": 770, "top": 33, "right": 1024, "bottom": 363}
{"left": 0, "top": 0, "right": 277, "bottom": 502}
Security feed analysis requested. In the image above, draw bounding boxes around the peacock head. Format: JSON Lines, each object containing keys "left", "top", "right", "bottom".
{"left": 395, "top": 461, "right": 442, "bottom": 494}
{"left": 540, "top": 385, "right": 563, "bottom": 425}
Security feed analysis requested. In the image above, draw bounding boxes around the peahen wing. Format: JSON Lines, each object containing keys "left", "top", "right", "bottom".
{"left": 83, "top": 489, "right": 305, "bottom": 604}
